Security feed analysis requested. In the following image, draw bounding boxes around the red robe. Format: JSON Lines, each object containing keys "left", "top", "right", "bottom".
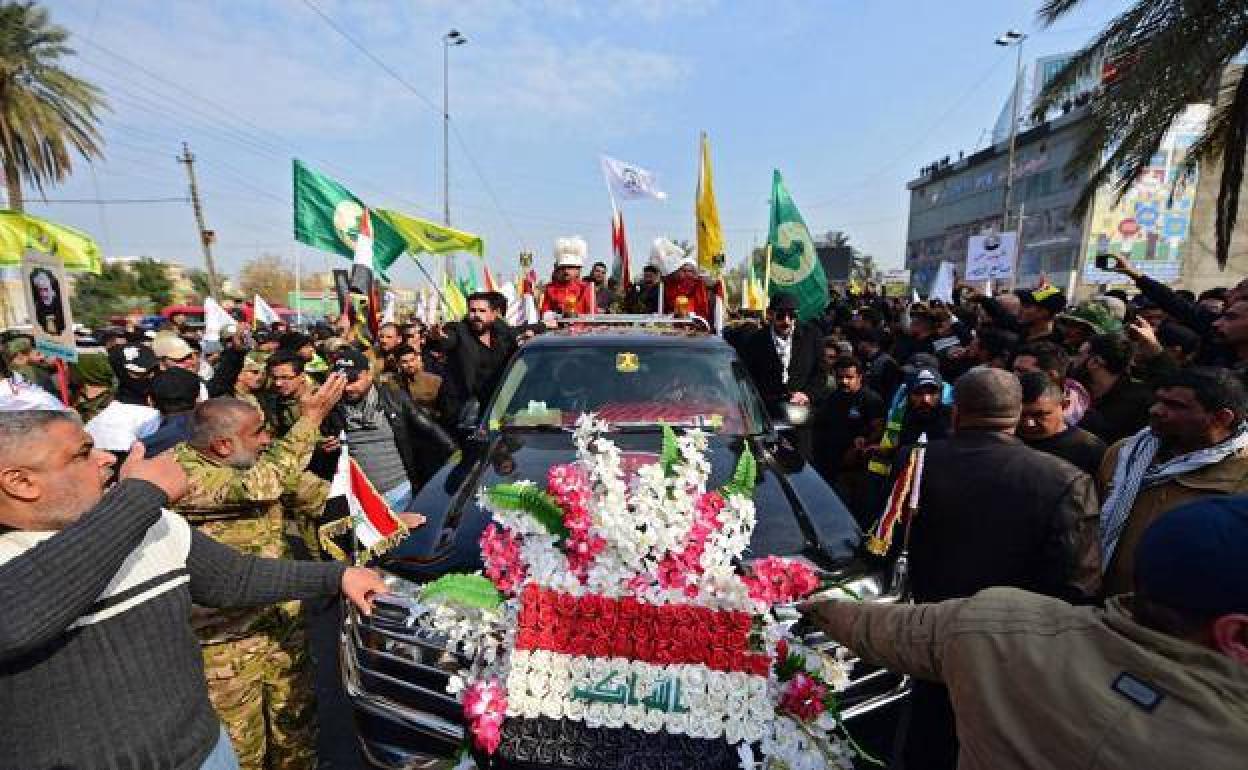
{"left": 540, "top": 279, "right": 594, "bottom": 316}
{"left": 662, "top": 274, "right": 710, "bottom": 319}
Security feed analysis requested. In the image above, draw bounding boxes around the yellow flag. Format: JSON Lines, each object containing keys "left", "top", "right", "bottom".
{"left": 441, "top": 272, "right": 467, "bottom": 320}
{"left": 0, "top": 211, "right": 101, "bottom": 273}
{"left": 374, "top": 209, "right": 484, "bottom": 259}
{"left": 695, "top": 132, "right": 724, "bottom": 274}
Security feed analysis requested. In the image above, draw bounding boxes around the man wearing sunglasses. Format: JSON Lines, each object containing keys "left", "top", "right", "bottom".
{"left": 735, "top": 293, "right": 827, "bottom": 456}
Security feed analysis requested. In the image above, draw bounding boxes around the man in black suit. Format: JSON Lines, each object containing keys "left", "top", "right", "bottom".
{"left": 736, "top": 293, "right": 827, "bottom": 456}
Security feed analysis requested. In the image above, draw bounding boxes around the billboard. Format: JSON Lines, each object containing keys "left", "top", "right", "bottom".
{"left": 1081, "top": 104, "right": 1210, "bottom": 283}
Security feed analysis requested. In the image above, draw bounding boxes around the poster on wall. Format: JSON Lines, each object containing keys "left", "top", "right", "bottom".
{"left": 20, "top": 250, "right": 77, "bottom": 363}
{"left": 1081, "top": 104, "right": 1211, "bottom": 283}
{"left": 966, "top": 233, "right": 1018, "bottom": 281}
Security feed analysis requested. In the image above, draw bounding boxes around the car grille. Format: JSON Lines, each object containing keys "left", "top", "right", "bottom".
{"left": 342, "top": 593, "right": 466, "bottom": 756}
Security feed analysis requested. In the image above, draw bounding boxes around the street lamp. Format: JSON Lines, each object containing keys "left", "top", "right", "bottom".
{"left": 443, "top": 29, "right": 466, "bottom": 228}
{"left": 996, "top": 29, "right": 1026, "bottom": 289}
{"left": 995, "top": 30, "right": 1026, "bottom": 234}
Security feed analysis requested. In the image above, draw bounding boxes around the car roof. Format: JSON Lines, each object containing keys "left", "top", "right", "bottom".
{"left": 522, "top": 328, "right": 734, "bottom": 351}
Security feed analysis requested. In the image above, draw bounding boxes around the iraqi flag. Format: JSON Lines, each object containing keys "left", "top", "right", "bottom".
{"left": 318, "top": 440, "right": 409, "bottom": 562}
{"left": 611, "top": 207, "right": 631, "bottom": 294}
{"left": 712, "top": 275, "right": 727, "bottom": 335}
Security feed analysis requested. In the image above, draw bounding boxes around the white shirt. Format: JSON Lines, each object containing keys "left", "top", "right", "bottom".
{"left": 85, "top": 401, "right": 161, "bottom": 452}
{"left": 771, "top": 329, "right": 793, "bottom": 385}
{"left": 0, "top": 377, "right": 66, "bottom": 412}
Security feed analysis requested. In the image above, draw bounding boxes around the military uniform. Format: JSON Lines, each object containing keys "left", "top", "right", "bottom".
{"left": 173, "top": 416, "right": 323, "bottom": 770}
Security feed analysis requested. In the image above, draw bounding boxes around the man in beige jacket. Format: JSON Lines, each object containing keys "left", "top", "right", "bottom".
{"left": 805, "top": 496, "right": 1248, "bottom": 770}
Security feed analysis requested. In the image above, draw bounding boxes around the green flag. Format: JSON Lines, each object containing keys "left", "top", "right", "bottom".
{"left": 292, "top": 159, "right": 407, "bottom": 277}
{"left": 0, "top": 211, "right": 101, "bottom": 273}
{"left": 374, "top": 209, "right": 484, "bottom": 258}
{"left": 766, "top": 170, "right": 827, "bottom": 322}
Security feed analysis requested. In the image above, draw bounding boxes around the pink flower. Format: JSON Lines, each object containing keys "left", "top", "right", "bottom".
{"left": 463, "top": 679, "right": 508, "bottom": 754}
{"left": 480, "top": 524, "right": 527, "bottom": 594}
{"left": 741, "top": 556, "right": 821, "bottom": 605}
{"left": 778, "top": 672, "right": 827, "bottom": 722}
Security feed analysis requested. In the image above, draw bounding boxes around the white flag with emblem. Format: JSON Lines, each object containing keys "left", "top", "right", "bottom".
{"left": 601, "top": 155, "right": 667, "bottom": 201}
{"left": 253, "top": 294, "right": 280, "bottom": 325}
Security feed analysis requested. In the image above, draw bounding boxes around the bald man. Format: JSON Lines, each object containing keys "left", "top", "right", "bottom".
{"left": 892, "top": 366, "right": 1102, "bottom": 770}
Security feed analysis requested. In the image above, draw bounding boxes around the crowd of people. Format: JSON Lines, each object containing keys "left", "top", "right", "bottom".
{"left": 0, "top": 240, "right": 1246, "bottom": 770}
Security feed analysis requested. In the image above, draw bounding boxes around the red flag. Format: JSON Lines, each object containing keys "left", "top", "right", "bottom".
{"left": 611, "top": 207, "right": 631, "bottom": 292}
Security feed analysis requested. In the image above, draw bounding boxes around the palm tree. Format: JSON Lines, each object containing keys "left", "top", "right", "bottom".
{"left": 1032, "top": 0, "right": 1247, "bottom": 267}
{"left": 0, "top": 2, "right": 105, "bottom": 211}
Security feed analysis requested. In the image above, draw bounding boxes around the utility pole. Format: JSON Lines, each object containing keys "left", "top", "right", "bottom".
{"left": 177, "top": 142, "right": 221, "bottom": 298}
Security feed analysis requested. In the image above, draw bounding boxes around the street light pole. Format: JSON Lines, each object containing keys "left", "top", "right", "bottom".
{"left": 997, "top": 30, "right": 1026, "bottom": 235}
{"left": 442, "top": 29, "right": 466, "bottom": 228}
{"left": 996, "top": 29, "right": 1026, "bottom": 290}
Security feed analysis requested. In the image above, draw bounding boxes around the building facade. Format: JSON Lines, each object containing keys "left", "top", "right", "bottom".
{"left": 905, "top": 107, "right": 1094, "bottom": 293}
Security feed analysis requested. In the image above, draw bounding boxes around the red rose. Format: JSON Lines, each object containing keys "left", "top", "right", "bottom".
{"left": 750, "top": 654, "right": 772, "bottom": 677}
{"left": 635, "top": 637, "right": 655, "bottom": 660}
{"left": 556, "top": 592, "right": 577, "bottom": 616}
{"left": 618, "top": 596, "right": 641, "bottom": 621}
{"left": 709, "top": 648, "right": 732, "bottom": 671}
{"left": 537, "top": 589, "right": 557, "bottom": 615}
{"left": 590, "top": 638, "right": 612, "bottom": 658}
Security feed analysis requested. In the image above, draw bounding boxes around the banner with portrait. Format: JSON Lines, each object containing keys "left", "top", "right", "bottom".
{"left": 21, "top": 250, "right": 77, "bottom": 363}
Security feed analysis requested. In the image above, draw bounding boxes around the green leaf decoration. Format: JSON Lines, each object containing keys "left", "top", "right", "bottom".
{"left": 660, "top": 423, "right": 680, "bottom": 477}
{"left": 486, "top": 483, "right": 569, "bottom": 540}
{"left": 722, "top": 442, "right": 757, "bottom": 498}
{"left": 420, "top": 573, "right": 503, "bottom": 610}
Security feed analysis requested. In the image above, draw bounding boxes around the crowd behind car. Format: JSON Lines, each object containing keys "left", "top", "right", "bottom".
{"left": 1, "top": 245, "right": 1246, "bottom": 770}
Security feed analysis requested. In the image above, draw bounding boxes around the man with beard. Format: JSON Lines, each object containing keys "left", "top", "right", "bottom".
{"left": 29, "top": 268, "right": 65, "bottom": 336}
{"left": 623, "top": 264, "right": 661, "bottom": 314}
{"left": 1211, "top": 299, "right": 1248, "bottom": 376}
{"left": 588, "top": 261, "right": 612, "bottom": 314}
{"left": 429, "top": 292, "right": 537, "bottom": 425}
{"left": 1098, "top": 367, "right": 1248, "bottom": 597}
{"left": 736, "top": 293, "right": 826, "bottom": 457}
{"left": 1017, "top": 371, "right": 1107, "bottom": 476}
{"left": 1075, "top": 333, "right": 1155, "bottom": 445}
{"left": 0, "top": 410, "right": 387, "bottom": 770}
{"left": 173, "top": 378, "right": 347, "bottom": 770}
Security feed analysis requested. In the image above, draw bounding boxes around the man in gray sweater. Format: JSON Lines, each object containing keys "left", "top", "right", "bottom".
{"left": 0, "top": 409, "right": 388, "bottom": 769}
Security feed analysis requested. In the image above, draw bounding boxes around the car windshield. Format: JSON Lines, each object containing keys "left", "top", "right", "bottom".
{"left": 487, "top": 344, "right": 767, "bottom": 436}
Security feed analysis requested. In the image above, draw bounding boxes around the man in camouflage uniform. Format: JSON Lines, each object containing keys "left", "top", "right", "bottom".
{"left": 234, "top": 350, "right": 269, "bottom": 411}
{"left": 262, "top": 350, "right": 339, "bottom": 557}
{"left": 172, "top": 374, "right": 346, "bottom": 770}
{"left": 70, "top": 350, "right": 116, "bottom": 423}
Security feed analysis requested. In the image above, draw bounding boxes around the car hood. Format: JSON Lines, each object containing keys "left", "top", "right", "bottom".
{"left": 384, "top": 430, "right": 861, "bottom": 580}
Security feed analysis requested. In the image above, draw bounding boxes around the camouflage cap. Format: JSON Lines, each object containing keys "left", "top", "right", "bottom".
{"left": 5, "top": 337, "right": 32, "bottom": 356}
{"left": 241, "top": 350, "right": 270, "bottom": 372}
{"left": 1058, "top": 300, "right": 1123, "bottom": 336}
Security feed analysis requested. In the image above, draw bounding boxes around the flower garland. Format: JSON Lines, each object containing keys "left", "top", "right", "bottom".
{"left": 421, "top": 417, "right": 860, "bottom": 769}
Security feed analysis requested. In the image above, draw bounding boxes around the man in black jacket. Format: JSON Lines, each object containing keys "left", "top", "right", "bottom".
{"left": 428, "top": 292, "right": 540, "bottom": 427}
{"left": 899, "top": 366, "right": 1101, "bottom": 770}
{"left": 736, "top": 293, "right": 827, "bottom": 457}
{"left": 328, "top": 348, "right": 456, "bottom": 510}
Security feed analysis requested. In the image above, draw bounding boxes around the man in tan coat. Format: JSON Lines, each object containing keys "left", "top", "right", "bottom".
{"left": 1097, "top": 367, "right": 1248, "bottom": 596}
{"left": 804, "top": 496, "right": 1248, "bottom": 770}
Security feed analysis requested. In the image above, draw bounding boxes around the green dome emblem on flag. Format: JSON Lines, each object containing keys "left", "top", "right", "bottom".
{"left": 769, "top": 221, "right": 817, "bottom": 287}
{"left": 333, "top": 200, "right": 365, "bottom": 251}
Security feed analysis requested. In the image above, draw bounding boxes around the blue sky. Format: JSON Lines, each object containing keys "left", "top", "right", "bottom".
{"left": 37, "top": 0, "right": 1130, "bottom": 289}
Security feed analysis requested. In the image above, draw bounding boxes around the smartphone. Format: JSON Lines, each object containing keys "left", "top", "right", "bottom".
{"left": 1095, "top": 253, "right": 1112, "bottom": 270}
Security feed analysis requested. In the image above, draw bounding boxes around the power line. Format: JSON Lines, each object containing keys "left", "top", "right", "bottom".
{"left": 31, "top": 197, "right": 187, "bottom": 204}
{"left": 298, "top": 0, "right": 523, "bottom": 243}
